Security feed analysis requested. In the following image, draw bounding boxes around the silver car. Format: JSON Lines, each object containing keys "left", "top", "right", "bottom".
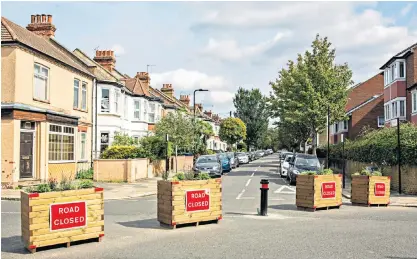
{"left": 193, "top": 155, "right": 223, "bottom": 177}
{"left": 236, "top": 152, "right": 249, "bottom": 164}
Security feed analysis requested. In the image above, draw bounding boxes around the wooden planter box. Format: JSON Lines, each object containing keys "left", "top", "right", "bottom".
{"left": 296, "top": 174, "right": 342, "bottom": 211}
{"left": 21, "top": 188, "right": 105, "bottom": 253}
{"left": 157, "top": 179, "right": 222, "bottom": 228}
{"left": 351, "top": 175, "right": 391, "bottom": 206}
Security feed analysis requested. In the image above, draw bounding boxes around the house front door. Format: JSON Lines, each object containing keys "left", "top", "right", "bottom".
{"left": 19, "top": 131, "right": 34, "bottom": 178}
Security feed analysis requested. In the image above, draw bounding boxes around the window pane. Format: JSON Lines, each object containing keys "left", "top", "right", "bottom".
{"left": 400, "top": 100, "right": 405, "bottom": 117}
{"left": 73, "top": 80, "right": 79, "bottom": 108}
{"left": 101, "top": 89, "right": 110, "bottom": 112}
{"left": 413, "top": 93, "right": 417, "bottom": 112}
{"left": 82, "top": 84, "right": 87, "bottom": 110}
{"left": 399, "top": 62, "right": 405, "bottom": 77}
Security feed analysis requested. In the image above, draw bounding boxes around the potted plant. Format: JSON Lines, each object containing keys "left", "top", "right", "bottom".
{"left": 351, "top": 169, "right": 390, "bottom": 206}
{"left": 157, "top": 172, "right": 222, "bottom": 229}
{"left": 296, "top": 169, "right": 343, "bottom": 211}
{"left": 21, "top": 178, "right": 104, "bottom": 253}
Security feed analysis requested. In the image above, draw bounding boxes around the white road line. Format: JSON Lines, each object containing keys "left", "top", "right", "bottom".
{"left": 1, "top": 212, "right": 19, "bottom": 214}
{"left": 238, "top": 197, "right": 255, "bottom": 200}
{"left": 236, "top": 189, "right": 246, "bottom": 200}
{"left": 250, "top": 172, "right": 255, "bottom": 177}
{"left": 254, "top": 168, "right": 258, "bottom": 172}
{"left": 245, "top": 179, "right": 252, "bottom": 187}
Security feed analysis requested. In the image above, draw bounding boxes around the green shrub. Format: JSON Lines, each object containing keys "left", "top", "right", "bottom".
{"left": 206, "top": 149, "right": 216, "bottom": 155}
{"left": 173, "top": 172, "right": 185, "bottom": 181}
{"left": 184, "top": 171, "right": 195, "bottom": 180}
{"left": 321, "top": 168, "right": 333, "bottom": 175}
{"left": 100, "top": 145, "right": 146, "bottom": 159}
{"left": 36, "top": 183, "right": 51, "bottom": 193}
{"left": 324, "top": 123, "right": 417, "bottom": 166}
{"left": 197, "top": 172, "right": 211, "bottom": 180}
{"left": 75, "top": 168, "right": 94, "bottom": 180}
{"left": 77, "top": 179, "right": 94, "bottom": 189}
{"left": 300, "top": 171, "right": 317, "bottom": 175}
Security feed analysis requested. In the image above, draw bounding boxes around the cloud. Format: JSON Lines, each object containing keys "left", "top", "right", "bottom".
{"left": 401, "top": 3, "right": 413, "bottom": 16}
{"left": 111, "top": 44, "right": 126, "bottom": 56}
{"left": 200, "top": 32, "right": 291, "bottom": 62}
{"left": 191, "top": 2, "right": 417, "bottom": 84}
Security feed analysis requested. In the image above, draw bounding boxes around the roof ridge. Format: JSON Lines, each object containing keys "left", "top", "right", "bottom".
{"left": 1, "top": 17, "right": 18, "bottom": 40}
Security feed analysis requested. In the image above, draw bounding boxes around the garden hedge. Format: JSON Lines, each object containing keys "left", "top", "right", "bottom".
{"left": 318, "top": 123, "right": 417, "bottom": 166}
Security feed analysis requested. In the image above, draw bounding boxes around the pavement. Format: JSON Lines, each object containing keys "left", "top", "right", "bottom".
{"left": 2, "top": 154, "right": 417, "bottom": 259}
{"left": 1, "top": 178, "right": 161, "bottom": 201}
{"left": 341, "top": 176, "right": 417, "bottom": 207}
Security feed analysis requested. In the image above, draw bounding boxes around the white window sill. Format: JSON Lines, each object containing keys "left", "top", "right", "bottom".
{"left": 77, "top": 160, "right": 89, "bottom": 163}
{"left": 99, "top": 112, "right": 121, "bottom": 117}
{"left": 48, "top": 160, "right": 76, "bottom": 164}
{"left": 384, "top": 78, "right": 406, "bottom": 88}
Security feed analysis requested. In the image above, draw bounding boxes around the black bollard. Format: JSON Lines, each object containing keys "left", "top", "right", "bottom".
{"left": 259, "top": 179, "right": 269, "bottom": 216}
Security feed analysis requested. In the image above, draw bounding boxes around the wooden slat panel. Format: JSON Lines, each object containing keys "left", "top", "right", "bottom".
{"left": 175, "top": 216, "right": 219, "bottom": 224}
{"left": 32, "top": 189, "right": 97, "bottom": 199}
{"left": 30, "top": 227, "right": 103, "bottom": 241}
{"left": 30, "top": 194, "right": 102, "bottom": 206}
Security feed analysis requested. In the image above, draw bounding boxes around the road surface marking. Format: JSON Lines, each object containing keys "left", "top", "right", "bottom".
{"left": 245, "top": 179, "right": 252, "bottom": 187}
{"left": 1, "top": 212, "right": 19, "bottom": 214}
{"left": 274, "top": 185, "right": 296, "bottom": 194}
{"left": 254, "top": 168, "right": 258, "bottom": 172}
{"left": 250, "top": 172, "right": 255, "bottom": 177}
{"left": 236, "top": 189, "right": 246, "bottom": 200}
{"left": 269, "top": 198, "right": 285, "bottom": 201}
{"left": 239, "top": 197, "right": 255, "bottom": 200}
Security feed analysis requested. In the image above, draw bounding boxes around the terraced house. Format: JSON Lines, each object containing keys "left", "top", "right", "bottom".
{"left": 73, "top": 49, "right": 164, "bottom": 157}
{"left": 380, "top": 42, "right": 417, "bottom": 126}
{"left": 1, "top": 15, "right": 95, "bottom": 187}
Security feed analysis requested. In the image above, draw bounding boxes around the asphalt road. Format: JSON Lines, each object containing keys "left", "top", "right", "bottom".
{"left": 2, "top": 154, "right": 417, "bottom": 259}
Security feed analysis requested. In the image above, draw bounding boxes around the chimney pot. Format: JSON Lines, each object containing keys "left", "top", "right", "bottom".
{"left": 31, "top": 15, "right": 35, "bottom": 23}
{"left": 47, "top": 15, "right": 52, "bottom": 23}
{"left": 36, "top": 15, "right": 41, "bottom": 23}
{"left": 41, "top": 14, "right": 46, "bottom": 23}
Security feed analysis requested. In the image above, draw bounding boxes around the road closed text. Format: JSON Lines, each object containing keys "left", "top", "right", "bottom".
{"left": 50, "top": 201, "right": 87, "bottom": 231}
{"left": 186, "top": 190, "right": 210, "bottom": 212}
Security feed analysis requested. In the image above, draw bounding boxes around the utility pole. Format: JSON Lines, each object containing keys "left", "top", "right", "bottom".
{"left": 230, "top": 111, "right": 232, "bottom": 117}
{"left": 397, "top": 117, "right": 402, "bottom": 194}
{"left": 147, "top": 64, "right": 156, "bottom": 74}
{"left": 327, "top": 105, "right": 330, "bottom": 169}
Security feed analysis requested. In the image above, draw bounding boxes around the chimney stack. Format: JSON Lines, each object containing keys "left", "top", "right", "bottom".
{"left": 93, "top": 50, "right": 116, "bottom": 72}
{"left": 135, "top": 72, "right": 150, "bottom": 93}
{"left": 161, "top": 83, "right": 174, "bottom": 98}
{"left": 180, "top": 95, "right": 190, "bottom": 106}
{"left": 204, "top": 110, "right": 213, "bottom": 118}
{"left": 26, "top": 14, "right": 56, "bottom": 38}
{"left": 195, "top": 103, "right": 203, "bottom": 111}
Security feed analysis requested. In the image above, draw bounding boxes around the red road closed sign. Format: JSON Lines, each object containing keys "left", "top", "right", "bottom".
{"left": 374, "top": 182, "right": 386, "bottom": 196}
{"left": 50, "top": 201, "right": 87, "bottom": 231}
{"left": 186, "top": 189, "right": 210, "bottom": 212}
{"left": 321, "top": 182, "right": 336, "bottom": 199}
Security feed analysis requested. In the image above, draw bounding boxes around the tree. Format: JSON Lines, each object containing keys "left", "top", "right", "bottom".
{"left": 154, "top": 112, "right": 194, "bottom": 153}
{"left": 270, "top": 34, "right": 353, "bottom": 154}
{"left": 219, "top": 117, "right": 247, "bottom": 147}
{"left": 233, "top": 88, "right": 269, "bottom": 150}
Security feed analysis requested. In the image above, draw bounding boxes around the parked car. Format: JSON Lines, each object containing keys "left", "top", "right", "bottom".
{"left": 226, "top": 152, "right": 239, "bottom": 168}
{"left": 193, "top": 155, "right": 223, "bottom": 178}
{"left": 236, "top": 152, "right": 249, "bottom": 164}
{"left": 280, "top": 154, "right": 294, "bottom": 178}
{"left": 287, "top": 154, "right": 321, "bottom": 185}
{"left": 248, "top": 152, "right": 255, "bottom": 161}
{"left": 266, "top": 149, "right": 273, "bottom": 155}
{"left": 254, "top": 151, "right": 263, "bottom": 159}
{"left": 217, "top": 153, "right": 232, "bottom": 172}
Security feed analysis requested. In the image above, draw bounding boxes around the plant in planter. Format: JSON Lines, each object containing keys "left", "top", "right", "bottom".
{"left": 351, "top": 168, "right": 390, "bottom": 206}
{"left": 157, "top": 171, "right": 222, "bottom": 229}
{"left": 296, "top": 169, "right": 342, "bottom": 211}
{"left": 21, "top": 177, "right": 104, "bottom": 253}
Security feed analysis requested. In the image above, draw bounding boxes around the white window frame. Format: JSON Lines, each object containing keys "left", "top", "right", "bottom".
{"left": 80, "top": 132, "right": 87, "bottom": 161}
{"left": 377, "top": 116, "right": 384, "bottom": 128}
{"left": 134, "top": 100, "right": 141, "bottom": 120}
{"left": 101, "top": 88, "right": 110, "bottom": 113}
{"left": 384, "top": 97, "right": 406, "bottom": 121}
{"left": 100, "top": 132, "right": 110, "bottom": 153}
{"left": 48, "top": 124, "right": 75, "bottom": 163}
{"left": 73, "top": 79, "right": 80, "bottom": 109}
{"left": 384, "top": 59, "right": 406, "bottom": 87}
{"left": 412, "top": 90, "right": 417, "bottom": 114}
{"left": 33, "top": 63, "right": 49, "bottom": 101}
{"left": 81, "top": 82, "right": 87, "bottom": 111}
{"left": 114, "top": 90, "right": 120, "bottom": 114}
{"left": 149, "top": 102, "right": 156, "bottom": 123}
{"left": 124, "top": 95, "right": 128, "bottom": 118}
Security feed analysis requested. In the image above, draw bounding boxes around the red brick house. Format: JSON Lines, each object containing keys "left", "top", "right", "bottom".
{"left": 380, "top": 43, "right": 417, "bottom": 126}
{"left": 329, "top": 73, "right": 384, "bottom": 144}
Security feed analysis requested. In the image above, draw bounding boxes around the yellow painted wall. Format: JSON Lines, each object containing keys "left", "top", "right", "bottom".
{"left": 1, "top": 47, "right": 17, "bottom": 103}
{"left": 48, "top": 163, "right": 77, "bottom": 181}
{"left": 1, "top": 118, "right": 16, "bottom": 186}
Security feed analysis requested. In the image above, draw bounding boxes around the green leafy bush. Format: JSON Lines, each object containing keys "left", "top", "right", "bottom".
{"left": 77, "top": 179, "right": 94, "bottom": 189}
{"left": 173, "top": 172, "right": 185, "bottom": 181}
{"left": 323, "top": 123, "right": 417, "bottom": 166}
{"left": 197, "top": 172, "right": 211, "bottom": 180}
{"left": 35, "top": 183, "right": 51, "bottom": 193}
{"left": 321, "top": 168, "right": 333, "bottom": 175}
{"left": 300, "top": 171, "right": 317, "bottom": 175}
{"left": 352, "top": 168, "right": 383, "bottom": 177}
{"left": 206, "top": 149, "right": 216, "bottom": 155}
{"left": 76, "top": 168, "right": 94, "bottom": 180}
{"left": 100, "top": 145, "right": 146, "bottom": 159}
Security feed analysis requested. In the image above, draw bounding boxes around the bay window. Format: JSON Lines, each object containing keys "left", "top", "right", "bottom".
{"left": 385, "top": 98, "right": 406, "bottom": 120}
{"left": 49, "top": 125, "right": 75, "bottom": 162}
{"left": 384, "top": 60, "right": 406, "bottom": 87}
{"left": 114, "top": 90, "right": 120, "bottom": 114}
{"left": 149, "top": 103, "right": 155, "bottom": 123}
{"left": 124, "top": 96, "right": 128, "bottom": 118}
{"left": 34, "top": 63, "right": 49, "bottom": 101}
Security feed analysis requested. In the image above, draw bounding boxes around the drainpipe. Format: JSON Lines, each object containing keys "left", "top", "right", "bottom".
{"left": 91, "top": 78, "right": 97, "bottom": 168}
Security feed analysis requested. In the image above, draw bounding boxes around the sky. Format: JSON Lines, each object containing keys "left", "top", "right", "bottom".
{"left": 2, "top": 1, "right": 417, "bottom": 119}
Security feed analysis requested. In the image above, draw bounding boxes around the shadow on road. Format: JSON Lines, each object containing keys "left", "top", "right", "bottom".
{"left": 117, "top": 218, "right": 165, "bottom": 230}
{"left": 385, "top": 257, "right": 417, "bottom": 259}
{"left": 268, "top": 204, "right": 299, "bottom": 211}
{"left": 1, "top": 236, "right": 30, "bottom": 255}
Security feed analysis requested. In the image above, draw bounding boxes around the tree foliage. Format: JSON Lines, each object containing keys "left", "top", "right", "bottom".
{"left": 270, "top": 34, "right": 353, "bottom": 154}
{"left": 233, "top": 87, "right": 269, "bottom": 149}
{"left": 219, "top": 117, "right": 247, "bottom": 146}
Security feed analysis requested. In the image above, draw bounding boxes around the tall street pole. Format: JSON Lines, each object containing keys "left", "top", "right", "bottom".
{"left": 327, "top": 105, "right": 330, "bottom": 169}
{"left": 193, "top": 89, "right": 209, "bottom": 157}
{"left": 397, "top": 117, "right": 401, "bottom": 194}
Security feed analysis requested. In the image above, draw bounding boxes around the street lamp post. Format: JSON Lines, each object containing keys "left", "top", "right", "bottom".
{"left": 193, "top": 89, "right": 209, "bottom": 157}
{"left": 341, "top": 134, "right": 345, "bottom": 189}
{"left": 327, "top": 105, "right": 330, "bottom": 169}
